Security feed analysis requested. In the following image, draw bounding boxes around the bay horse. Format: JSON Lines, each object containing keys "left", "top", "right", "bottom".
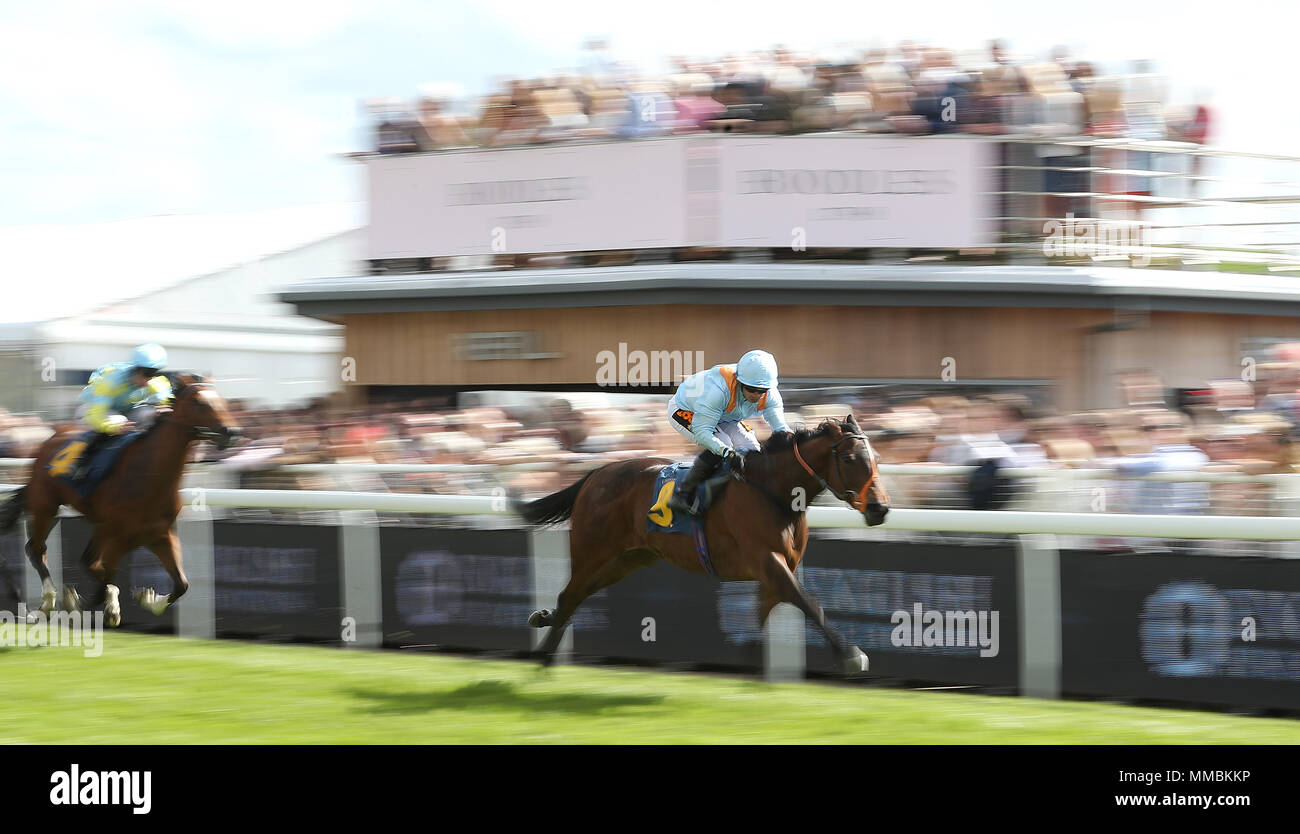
{"left": 516, "top": 414, "right": 890, "bottom": 675}
{"left": 0, "top": 373, "right": 240, "bottom": 626}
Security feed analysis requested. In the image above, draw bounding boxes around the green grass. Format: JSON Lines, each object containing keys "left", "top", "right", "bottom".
{"left": 0, "top": 631, "right": 1295, "bottom": 744}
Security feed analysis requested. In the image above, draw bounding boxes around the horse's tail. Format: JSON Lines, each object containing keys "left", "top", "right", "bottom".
{"left": 0, "top": 486, "right": 25, "bottom": 532}
{"left": 514, "top": 471, "right": 594, "bottom": 527}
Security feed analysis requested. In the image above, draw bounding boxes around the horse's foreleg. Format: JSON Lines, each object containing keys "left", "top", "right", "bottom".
{"left": 137, "top": 531, "right": 186, "bottom": 616}
{"left": 24, "top": 511, "right": 57, "bottom": 615}
{"left": 760, "top": 551, "right": 868, "bottom": 676}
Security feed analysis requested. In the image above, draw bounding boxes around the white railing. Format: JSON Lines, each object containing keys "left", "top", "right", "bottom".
{"left": 8, "top": 481, "right": 1296, "bottom": 538}
{"left": 5, "top": 459, "right": 1299, "bottom": 531}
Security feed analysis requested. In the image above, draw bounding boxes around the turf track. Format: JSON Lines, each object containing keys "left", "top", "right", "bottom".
{"left": 1, "top": 630, "right": 1295, "bottom": 744}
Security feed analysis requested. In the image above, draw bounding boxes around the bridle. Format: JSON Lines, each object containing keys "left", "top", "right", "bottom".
{"left": 155, "top": 382, "right": 227, "bottom": 442}
{"left": 792, "top": 430, "right": 890, "bottom": 513}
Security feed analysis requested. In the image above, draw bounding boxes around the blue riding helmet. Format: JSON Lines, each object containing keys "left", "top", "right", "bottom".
{"left": 129, "top": 343, "right": 168, "bottom": 372}
{"left": 736, "top": 349, "right": 778, "bottom": 390}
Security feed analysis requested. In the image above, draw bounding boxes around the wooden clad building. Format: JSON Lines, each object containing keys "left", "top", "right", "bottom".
{"left": 281, "top": 263, "right": 1300, "bottom": 412}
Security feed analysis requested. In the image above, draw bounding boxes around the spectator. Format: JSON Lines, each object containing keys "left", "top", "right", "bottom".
{"left": 368, "top": 98, "right": 421, "bottom": 155}
{"left": 1106, "top": 413, "right": 1210, "bottom": 516}
{"left": 669, "top": 74, "right": 725, "bottom": 133}
{"left": 412, "top": 89, "right": 473, "bottom": 151}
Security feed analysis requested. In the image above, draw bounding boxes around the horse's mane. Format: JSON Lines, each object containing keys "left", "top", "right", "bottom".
{"left": 752, "top": 419, "right": 838, "bottom": 457}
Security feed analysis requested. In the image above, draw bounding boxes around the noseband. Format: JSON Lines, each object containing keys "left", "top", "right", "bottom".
{"left": 792, "top": 431, "right": 889, "bottom": 513}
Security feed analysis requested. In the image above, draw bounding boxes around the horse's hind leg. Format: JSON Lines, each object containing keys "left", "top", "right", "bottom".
{"left": 534, "top": 548, "right": 655, "bottom": 667}
{"left": 136, "top": 531, "right": 187, "bottom": 616}
{"left": 759, "top": 551, "right": 868, "bottom": 676}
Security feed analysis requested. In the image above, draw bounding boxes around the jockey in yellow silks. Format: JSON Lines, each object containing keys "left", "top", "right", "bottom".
{"left": 71, "top": 343, "right": 173, "bottom": 480}
{"left": 665, "top": 349, "right": 793, "bottom": 516}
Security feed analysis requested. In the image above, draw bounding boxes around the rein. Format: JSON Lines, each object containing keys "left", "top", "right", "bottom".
{"left": 792, "top": 432, "right": 887, "bottom": 513}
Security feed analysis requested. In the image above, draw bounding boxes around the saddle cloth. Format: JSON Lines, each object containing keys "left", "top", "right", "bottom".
{"left": 48, "top": 431, "right": 142, "bottom": 498}
{"left": 645, "top": 460, "right": 734, "bottom": 534}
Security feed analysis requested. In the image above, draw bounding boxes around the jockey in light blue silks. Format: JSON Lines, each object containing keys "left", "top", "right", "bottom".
{"left": 71, "top": 343, "right": 173, "bottom": 481}
{"left": 665, "top": 349, "right": 794, "bottom": 516}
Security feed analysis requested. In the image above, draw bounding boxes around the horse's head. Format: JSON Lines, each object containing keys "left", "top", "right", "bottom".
{"left": 824, "top": 413, "right": 891, "bottom": 527}
{"left": 162, "top": 373, "right": 242, "bottom": 450}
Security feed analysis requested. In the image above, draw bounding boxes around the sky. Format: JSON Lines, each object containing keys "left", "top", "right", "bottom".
{"left": 1, "top": 0, "right": 1297, "bottom": 227}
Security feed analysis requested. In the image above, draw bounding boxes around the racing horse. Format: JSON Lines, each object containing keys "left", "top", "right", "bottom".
{"left": 516, "top": 414, "right": 890, "bottom": 675}
{"left": 0, "top": 373, "right": 240, "bottom": 625}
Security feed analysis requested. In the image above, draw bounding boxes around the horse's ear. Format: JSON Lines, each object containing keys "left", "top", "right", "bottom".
{"left": 171, "top": 371, "right": 205, "bottom": 389}
{"left": 166, "top": 372, "right": 194, "bottom": 395}
{"left": 846, "top": 413, "right": 860, "bottom": 431}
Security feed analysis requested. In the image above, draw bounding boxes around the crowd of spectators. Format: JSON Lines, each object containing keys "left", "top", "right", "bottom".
{"left": 3, "top": 357, "right": 1299, "bottom": 533}
{"left": 365, "top": 40, "right": 1212, "bottom": 153}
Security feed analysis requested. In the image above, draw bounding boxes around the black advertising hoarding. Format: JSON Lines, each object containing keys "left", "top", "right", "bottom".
{"left": 379, "top": 527, "right": 534, "bottom": 652}
{"left": 0, "top": 527, "right": 26, "bottom": 612}
{"left": 59, "top": 516, "right": 176, "bottom": 634}
{"left": 569, "top": 562, "right": 764, "bottom": 670}
{"left": 210, "top": 521, "right": 342, "bottom": 642}
{"left": 800, "top": 538, "right": 1020, "bottom": 687}
{"left": 1061, "top": 550, "right": 1300, "bottom": 710}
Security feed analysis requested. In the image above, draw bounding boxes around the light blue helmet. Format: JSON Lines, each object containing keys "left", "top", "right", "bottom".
{"left": 130, "top": 343, "right": 168, "bottom": 372}
{"left": 736, "top": 349, "right": 778, "bottom": 389}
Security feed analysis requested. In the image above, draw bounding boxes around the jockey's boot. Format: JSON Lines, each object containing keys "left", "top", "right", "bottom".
{"left": 666, "top": 450, "right": 723, "bottom": 517}
{"left": 71, "top": 431, "right": 110, "bottom": 483}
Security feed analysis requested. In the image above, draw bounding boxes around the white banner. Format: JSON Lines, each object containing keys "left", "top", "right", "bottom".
{"left": 717, "top": 136, "right": 993, "bottom": 249}
{"left": 367, "top": 135, "right": 993, "bottom": 258}
{"left": 367, "top": 140, "right": 686, "bottom": 258}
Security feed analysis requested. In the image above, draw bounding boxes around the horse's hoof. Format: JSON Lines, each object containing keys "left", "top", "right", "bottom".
{"left": 843, "top": 648, "right": 869, "bottom": 676}
{"left": 135, "top": 588, "right": 169, "bottom": 617}
{"left": 105, "top": 585, "right": 121, "bottom": 628}
{"left": 38, "top": 592, "right": 56, "bottom": 615}
{"left": 528, "top": 609, "right": 552, "bottom": 628}
{"left": 61, "top": 587, "right": 81, "bottom": 612}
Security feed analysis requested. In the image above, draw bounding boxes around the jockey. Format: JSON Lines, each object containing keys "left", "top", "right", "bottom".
{"left": 665, "top": 349, "right": 794, "bottom": 516}
{"left": 71, "top": 343, "right": 173, "bottom": 481}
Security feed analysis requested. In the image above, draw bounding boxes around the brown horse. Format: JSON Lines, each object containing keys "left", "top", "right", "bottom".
{"left": 516, "top": 414, "right": 890, "bottom": 674}
{"left": 0, "top": 373, "right": 240, "bottom": 625}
